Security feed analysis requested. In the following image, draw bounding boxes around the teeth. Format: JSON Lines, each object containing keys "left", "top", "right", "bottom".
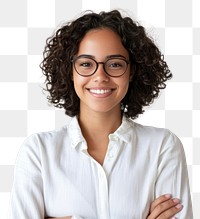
{"left": 90, "top": 89, "right": 111, "bottom": 94}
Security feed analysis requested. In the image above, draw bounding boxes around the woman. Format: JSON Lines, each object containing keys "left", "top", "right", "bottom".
{"left": 8, "top": 10, "right": 192, "bottom": 219}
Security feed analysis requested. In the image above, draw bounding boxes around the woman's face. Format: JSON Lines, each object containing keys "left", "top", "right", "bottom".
{"left": 72, "top": 28, "right": 132, "bottom": 116}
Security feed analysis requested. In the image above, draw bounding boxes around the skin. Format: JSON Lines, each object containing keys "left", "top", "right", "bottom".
{"left": 147, "top": 194, "right": 183, "bottom": 219}
{"left": 73, "top": 28, "right": 131, "bottom": 117}
{"left": 73, "top": 28, "right": 131, "bottom": 165}
{"left": 46, "top": 28, "right": 183, "bottom": 218}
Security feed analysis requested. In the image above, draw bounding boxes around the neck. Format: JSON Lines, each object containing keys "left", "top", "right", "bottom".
{"left": 78, "top": 110, "right": 122, "bottom": 139}
{"left": 78, "top": 108, "right": 123, "bottom": 165}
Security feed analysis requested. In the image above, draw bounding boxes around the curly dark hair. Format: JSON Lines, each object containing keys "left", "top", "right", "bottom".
{"left": 40, "top": 10, "right": 172, "bottom": 119}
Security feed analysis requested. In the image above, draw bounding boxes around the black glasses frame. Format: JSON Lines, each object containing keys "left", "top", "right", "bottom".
{"left": 71, "top": 56, "right": 130, "bottom": 78}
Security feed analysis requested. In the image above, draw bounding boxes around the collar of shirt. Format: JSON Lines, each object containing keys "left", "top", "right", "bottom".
{"left": 68, "top": 115, "right": 133, "bottom": 150}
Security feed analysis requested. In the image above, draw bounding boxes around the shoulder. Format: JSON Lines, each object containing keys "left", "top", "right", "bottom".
{"left": 126, "top": 119, "right": 186, "bottom": 164}
{"left": 24, "top": 116, "right": 77, "bottom": 145}
{"left": 23, "top": 124, "right": 68, "bottom": 147}
{"left": 125, "top": 117, "right": 171, "bottom": 138}
{"left": 15, "top": 117, "right": 78, "bottom": 168}
{"left": 125, "top": 117, "right": 183, "bottom": 150}
{"left": 18, "top": 117, "right": 76, "bottom": 157}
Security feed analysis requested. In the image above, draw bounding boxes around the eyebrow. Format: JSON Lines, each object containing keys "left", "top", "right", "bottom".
{"left": 76, "top": 54, "right": 128, "bottom": 59}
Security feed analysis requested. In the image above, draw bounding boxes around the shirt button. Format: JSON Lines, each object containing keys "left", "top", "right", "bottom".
{"left": 112, "top": 136, "right": 118, "bottom": 141}
{"left": 110, "top": 135, "right": 118, "bottom": 141}
{"left": 108, "top": 152, "right": 114, "bottom": 158}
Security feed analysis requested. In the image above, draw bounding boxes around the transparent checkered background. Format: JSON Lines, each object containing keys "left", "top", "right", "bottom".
{"left": 0, "top": 0, "right": 199, "bottom": 218}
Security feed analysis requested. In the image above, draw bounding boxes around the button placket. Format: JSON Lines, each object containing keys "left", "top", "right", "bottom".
{"left": 103, "top": 136, "right": 123, "bottom": 178}
{"left": 89, "top": 157, "right": 110, "bottom": 219}
{"left": 97, "top": 165, "right": 110, "bottom": 219}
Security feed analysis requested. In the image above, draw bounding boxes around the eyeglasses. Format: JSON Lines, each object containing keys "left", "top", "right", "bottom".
{"left": 72, "top": 56, "right": 130, "bottom": 77}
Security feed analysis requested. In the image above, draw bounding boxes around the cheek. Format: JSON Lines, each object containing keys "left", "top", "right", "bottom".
{"left": 73, "top": 72, "right": 87, "bottom": 94}
{"left": 116, "top": 79, "right": 130, "bottom": 100}
{"left": 123, "top": 82, "right": 130, "bottom": 96}
{"left": 120, "top": 75, "right": 131, "bottom": 90}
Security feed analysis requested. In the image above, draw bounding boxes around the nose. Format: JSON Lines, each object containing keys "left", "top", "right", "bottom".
{"left": 93, "top": 63, "right": 109, "bottom": 82}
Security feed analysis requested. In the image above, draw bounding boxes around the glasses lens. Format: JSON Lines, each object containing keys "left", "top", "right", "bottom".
{"left": 105, "top": 59, "right": 128, "bottom": 77}
{"left": 74, "top": 57, "right": 96, "bottom": 76}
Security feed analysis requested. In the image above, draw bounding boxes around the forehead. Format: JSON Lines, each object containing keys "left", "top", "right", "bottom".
{"left": 77, "top": 28, "right": 129, "bottom": 58}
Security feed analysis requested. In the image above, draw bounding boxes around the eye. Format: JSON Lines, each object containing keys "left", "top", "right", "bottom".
{"left": 109, "top": 62, "right": 122, "bottom": 68}
{"left": 80, "top": 62, "right": 92, "bottom": 67}
{"left": 107, "top": 59, "right": 125, "bottom": 69}
{"left": 76, "top": 58, "right": 95, "bottom": 69}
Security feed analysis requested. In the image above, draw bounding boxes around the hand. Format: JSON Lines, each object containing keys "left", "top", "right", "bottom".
{"left": 46, "top": 194, "right": 183, "bottom": 219}
{"left": 147, "top": 194, "right": 183, "bottom": 219}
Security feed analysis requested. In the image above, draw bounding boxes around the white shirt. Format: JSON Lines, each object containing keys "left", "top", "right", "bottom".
{"left": 8, "top": 116, "right": 193, "bottom": 219}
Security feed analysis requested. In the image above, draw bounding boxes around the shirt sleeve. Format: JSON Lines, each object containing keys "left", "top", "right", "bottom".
{"left": 7, "top": 135, "right": 86, "bottom": 219}
{"left": 7, "top": 135, "right": 45, "bottom": 219}
{"left": 155, "top": 132, "right": 193, "bottom": 218}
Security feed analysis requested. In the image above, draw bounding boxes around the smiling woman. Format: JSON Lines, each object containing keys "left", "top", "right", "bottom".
{"left": 8, "top": 10, "right": 193, "bottom": 219}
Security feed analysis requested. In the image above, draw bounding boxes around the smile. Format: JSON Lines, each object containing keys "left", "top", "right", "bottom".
{"left": 89, "top": 89, "right": 112, "bottom": 94}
